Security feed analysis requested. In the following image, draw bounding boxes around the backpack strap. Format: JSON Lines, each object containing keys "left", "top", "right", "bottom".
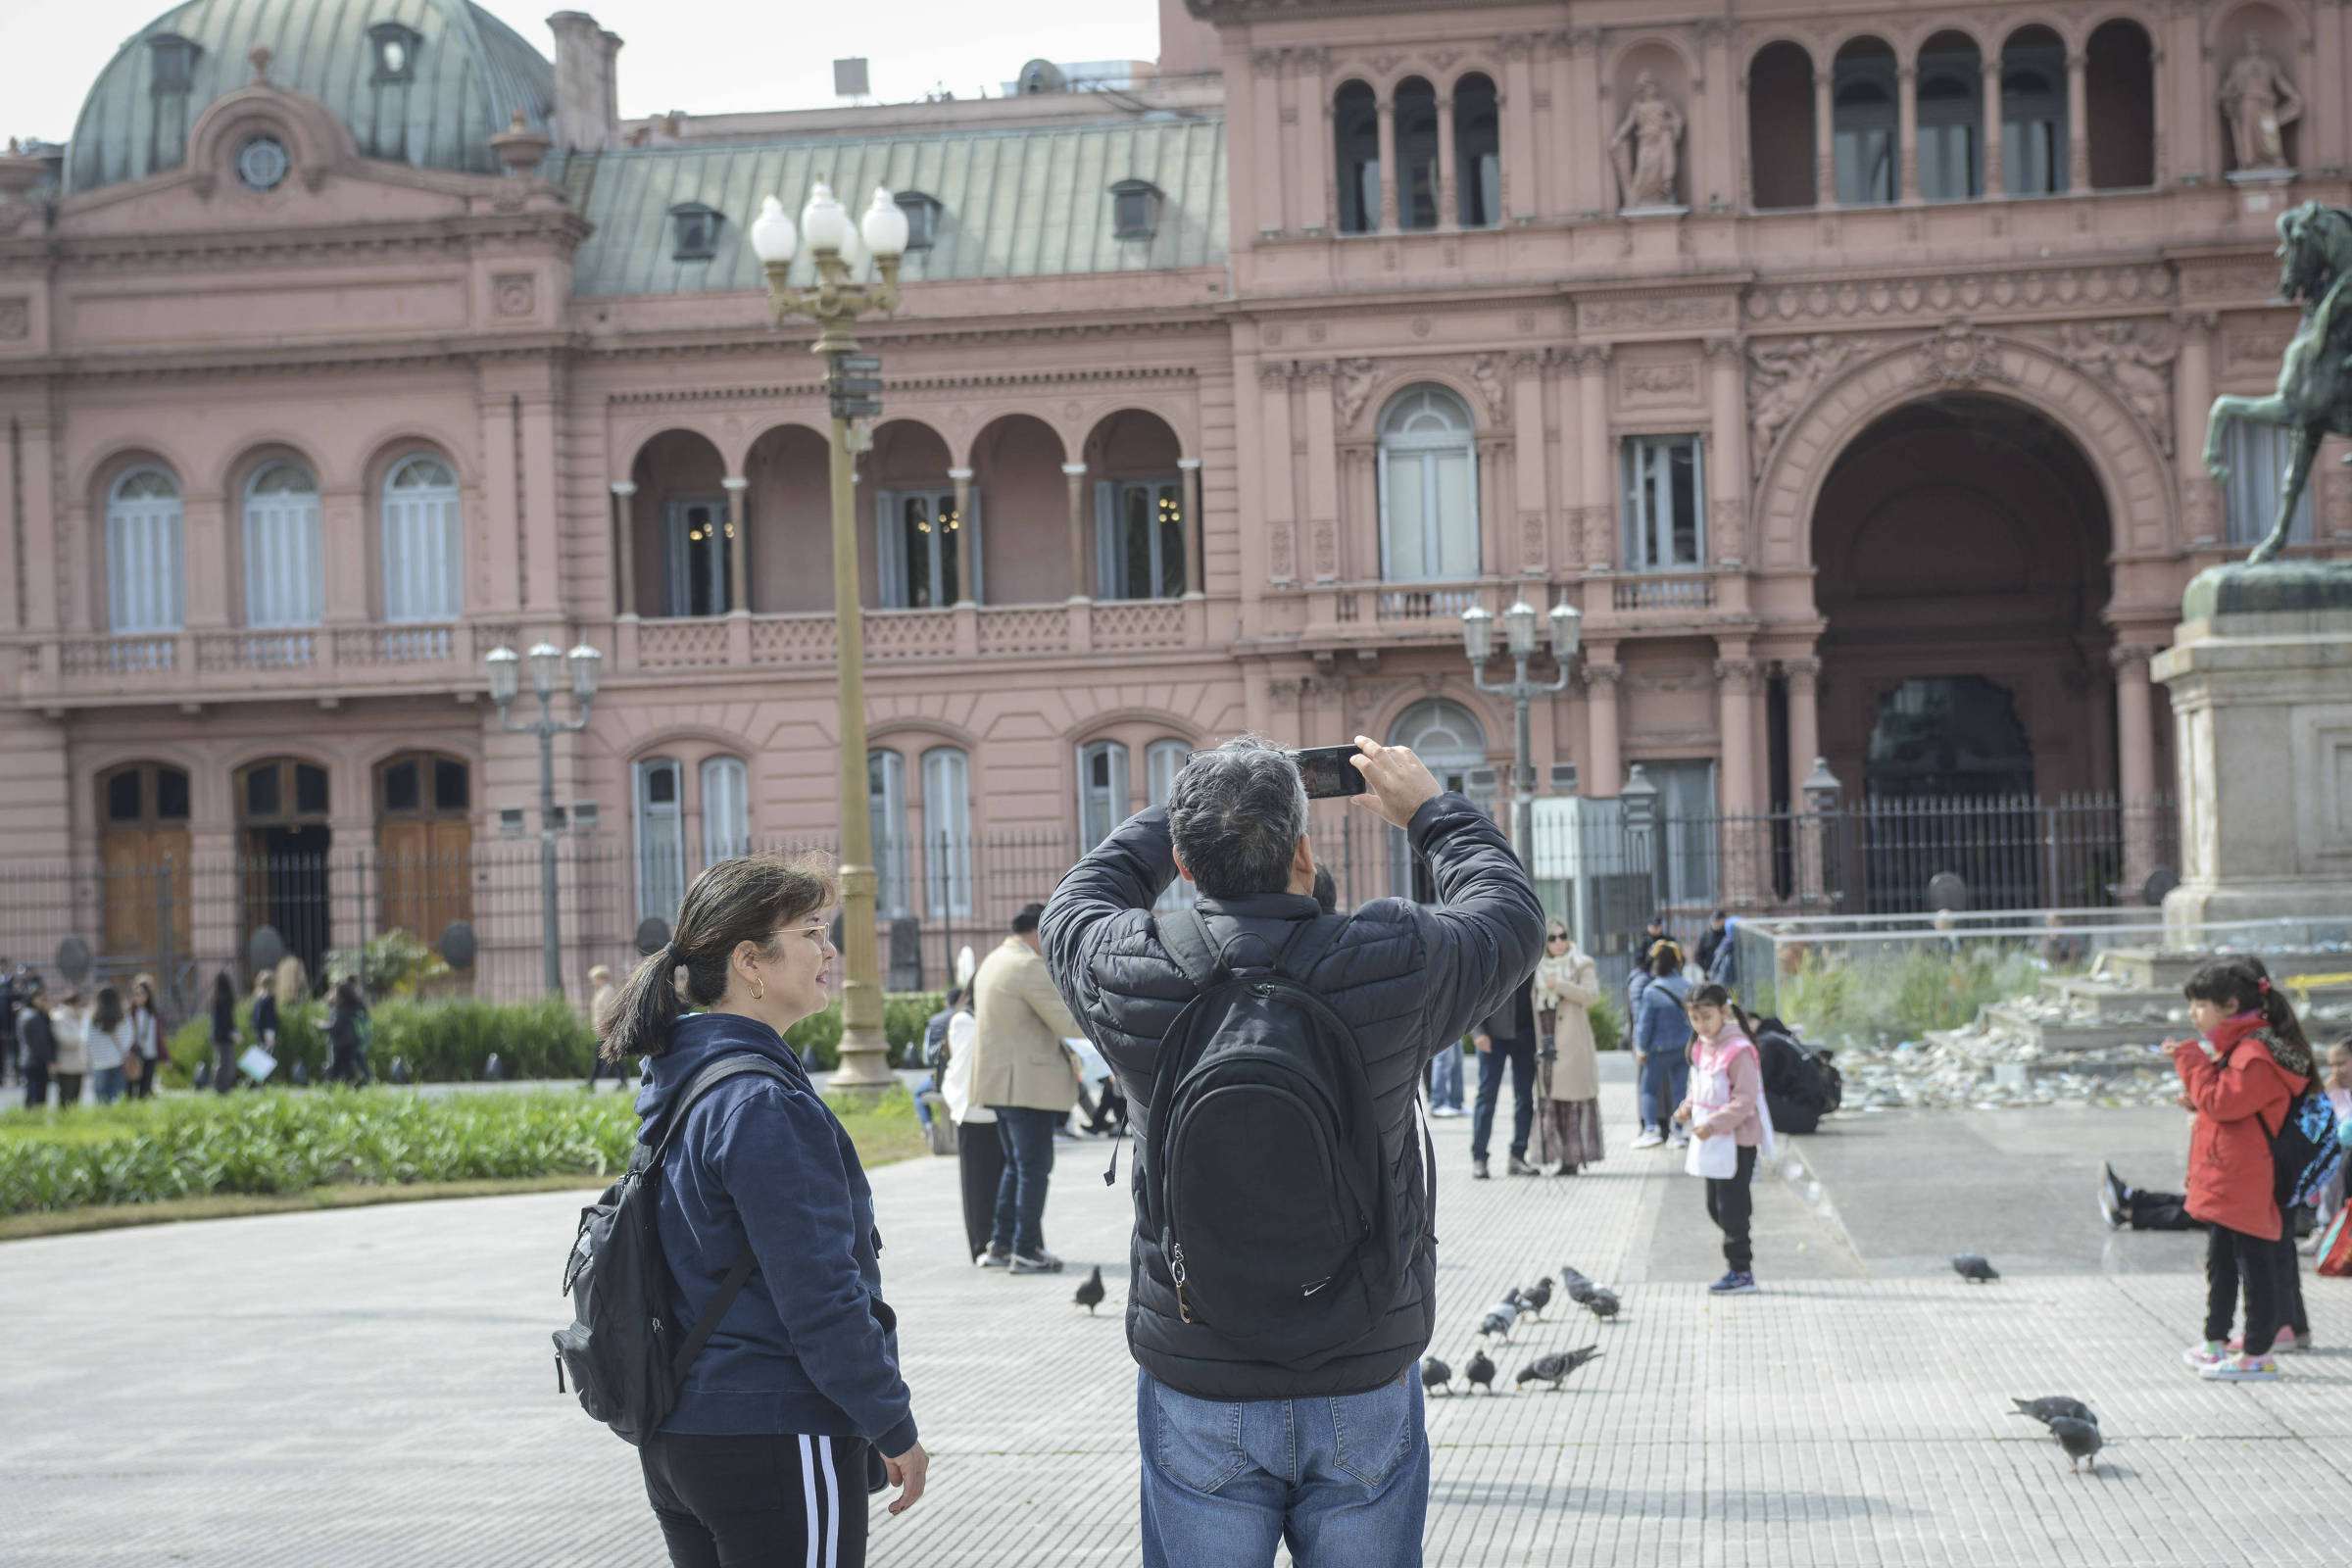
{"left": 1158, "top": 907, "right": 1226, "bottom": 992}
{"left": 648, "top": 1054, "right": 797, "bottom": 1166}
{"left": 671, "top": 1243, "right": 760, "bottom": 1382}
{"left": 645, "top": 1054, "right": 798, "bottom": 1383}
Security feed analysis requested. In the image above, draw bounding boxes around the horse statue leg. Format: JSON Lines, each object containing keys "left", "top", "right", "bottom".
{"left": 2203, "top": 393, "right": 2264, "bottom": 487}
{"left": 2249, "top": 423, "right": 2322, "bottom": 565}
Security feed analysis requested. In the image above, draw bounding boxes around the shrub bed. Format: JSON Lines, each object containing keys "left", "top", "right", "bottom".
{"left": 1769, "top": 944, "right": 2050, "bottom": 1049}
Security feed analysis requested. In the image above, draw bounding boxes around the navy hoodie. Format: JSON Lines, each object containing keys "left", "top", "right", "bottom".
{"left": 634, "top": 1010, "right": 917, "bottom": 1452}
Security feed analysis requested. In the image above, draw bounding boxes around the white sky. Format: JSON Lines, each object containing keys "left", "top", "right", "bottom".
{"left": 3, "top": 0, "right": 1164, "bottom": 146}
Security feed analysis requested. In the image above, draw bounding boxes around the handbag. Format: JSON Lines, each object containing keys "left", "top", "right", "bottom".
{"left": 2320, "top": 1209, "right": 2352, "bottom": 1279}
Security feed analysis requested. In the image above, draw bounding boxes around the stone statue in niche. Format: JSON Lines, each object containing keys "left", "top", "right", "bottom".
{"left": 2219, "top": 33, "right": 2302, "bottom": 172}
{"left": 1609, "top": 73, "right": 1685, "bottom": 211}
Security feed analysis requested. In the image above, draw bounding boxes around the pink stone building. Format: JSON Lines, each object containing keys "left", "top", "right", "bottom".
{"left": 3, "top": 0, "right": 2348, "bottom": 995}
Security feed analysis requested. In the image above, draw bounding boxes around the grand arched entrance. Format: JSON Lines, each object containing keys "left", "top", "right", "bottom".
{"left": 1810, "top": 395, "right": 2117, "bottom": 906}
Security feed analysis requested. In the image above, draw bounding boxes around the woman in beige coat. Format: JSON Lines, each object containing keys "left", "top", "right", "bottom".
{"left": 1534, "top": 922, "right": 1605, "bottom": 1175}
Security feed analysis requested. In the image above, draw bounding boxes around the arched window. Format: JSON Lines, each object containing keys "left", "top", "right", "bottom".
{"left": 920, "top": 747, "right": 973, "bottom": 918}
{"left": 1334, "top": 81, "right": 1380, "bottom": 233}
{"left": 2085, "top": 19, "right": 2155, "bottom": 190}
{"left": 701, "top": 757, "right": 750, "bottom": 866}
{"left": 381, "top": 454, "right": 463, "bottom": 622}
{"left": 1833, "top": 40, "right": 1898, "bottom": 205}
{"left": 1453, "top": 74, "right": 1500, "bottom": 227}
{"left": 243, "top": 461, "right": 322, "bottom": 628}
{"left": 869, "top": 749, "right": 909, "bottom": 918}
{"left": 1747, "top": 42, "right": 1818, "bottom": 209}
{"left": 106, "top": 466, "right": 184, "bottom": 633}
{"left": 1916, "top": 34, "right": 1984, "bottom": 200}
{"left": 1147, "top": 738, "right": 1197, "bottom": 911}
{"left": 1378, "top": 386, "right": 1480, "bottom": 581}
{"left": 2001, "top": 28, "right": 2068, "bottom": 195}
{"left": 1395, "top": 78, "right": 1440, "bottom": 230}
{"left": 634, "top": 758, "right": 684, "bottom": 920}
{"left": 1078, "top": 739, "right": 1130, "bottom": 850}
{"left": 1387, "top": 700, "right": 1488, "bottom": 901}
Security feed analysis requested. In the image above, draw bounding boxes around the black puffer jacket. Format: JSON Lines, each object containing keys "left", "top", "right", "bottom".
{"left": 1041, "top": 793, "right": 1544, "bottom": 1400}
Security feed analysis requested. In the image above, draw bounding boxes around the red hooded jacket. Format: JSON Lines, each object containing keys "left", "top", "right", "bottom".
{"left": 2173, "top": 1011, "right": 2309, "bottom": 1242}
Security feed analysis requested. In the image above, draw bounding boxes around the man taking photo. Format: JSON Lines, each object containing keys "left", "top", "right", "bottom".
{"left": 1042, "top": 734, "right": 1543, "bottom": 1567}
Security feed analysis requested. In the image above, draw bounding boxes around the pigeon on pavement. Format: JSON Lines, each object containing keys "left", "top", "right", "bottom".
{"left": 1479, "top": 1301, "right": 1521, "bottom": 1340}
{"left": 1075, "top": 1265, "right": 1105, "bottom": 1315}
{"left": 1560, "top": 1265, "right": 1597, "bottom": 1305}
{"left": 2047, "top": 1415, "right": 2103, "bottom": 1474}
{"left": 1515, "top": 1346, "right": 1602, "bottom": 1391}
{"left": 1519, "top": 1277, "right": 1554, "bottom": 1319}
{"left": 2011, "top": 1396, "right": 2097, "bottom": 1428}
{"left": 1421, "top": 1356, "right": 1453, "bottom": 1395}
{"left": 1585, "top": 1288, "right": 1622, "bottom": 1321}
{"left": 1464, "top": 1349, "right": 1496, "bottom": 1393}
{"left": 1951, "top": 1253, "right": 1999, "bottom": 1283}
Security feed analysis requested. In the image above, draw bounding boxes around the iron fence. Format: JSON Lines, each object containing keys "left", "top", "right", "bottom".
{"left": 1, "top": 792, "right": 2175, "bottom": 1019}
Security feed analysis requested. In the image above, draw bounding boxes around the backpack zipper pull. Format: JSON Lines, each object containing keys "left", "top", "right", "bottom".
{"left": 555, "top": 1353, "right": 566, "bottom": 1395}
{"left": 1171, "top": 1243, "right": 1195, "bottom": 1324}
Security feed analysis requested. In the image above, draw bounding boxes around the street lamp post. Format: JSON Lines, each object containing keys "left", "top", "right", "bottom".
{"left": 487, "top": 639, "right": 602, "bottom": 997}
{"left": 749, "top": 180, "right": 910, "bottom": 1093}
{"left": 1463, "top": 597, "right": 1583, "bottom": 865}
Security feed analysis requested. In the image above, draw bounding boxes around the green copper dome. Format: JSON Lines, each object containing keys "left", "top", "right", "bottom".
{"left": 69, "top": 0, "right": 553, "bottom": 193}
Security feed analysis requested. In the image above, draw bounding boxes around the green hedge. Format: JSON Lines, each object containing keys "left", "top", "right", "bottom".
{"left": 0, "top": 1090, "right": 638, "bottom": 1215}
{"left": 1770, "top": 944, "right": 2049, "bottom": 1049}
{"left": 786, "top": 992, "right": 947, "bottom": 1072}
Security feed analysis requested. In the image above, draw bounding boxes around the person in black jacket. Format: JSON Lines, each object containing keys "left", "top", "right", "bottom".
{"left": 208, "top": 971, "right": 239, "bottom": 1094}
{"left": 1042, "top": 734, "right": 1542, "bottom": 1568}
{"left": 16, "top": 973, "right": 54, "bottom": 1109}
{"left": 324, "top": 978, "right": 371, "bottom": 1086}
{"left": 1470, "top": 985, "right": 1543, "bottom": 1179}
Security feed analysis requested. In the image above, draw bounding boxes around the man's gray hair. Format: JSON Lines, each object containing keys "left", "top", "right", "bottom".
{"left": 1167, "top": 735, "right": 1311, "bottom": 899}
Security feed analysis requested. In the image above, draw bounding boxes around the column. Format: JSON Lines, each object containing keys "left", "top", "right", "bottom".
{"left": 610, "top": 481, "right": 638, "bottom": 616}
{"left": 1569, "top": 31, "right": 1604, "bottom": 215}
{"left": 1436, "top": 90, "right": 1457, "bottom": 228}
{"left": 478, "top": 391, "right": 521, "bottom": 613}
{"left": 1577, "top": 347, "right": 1613, "bottom": 570}
{"left": 1705, "top": 339, "right": 1747, "bottom": 566}
{"left": 1814, "top": 68, "right": 1838, "bottom": 207}
{"left": 1511, "top": 353, "right": 1547, "bottom": 576}
{"left": 1375, "top": 94, "right": 1397, "bottom": 231}
{"left": 2113, "top": 644, "right": 2159, "bottom": 888}
{"left": 519, "top": 391, "right": 562, "bottom": 614}
{"left": 2177, "top": 314, "right": 2219, "bottom": 546}
{"left": 722, "top": 475, "right": 750, "bottom": 612}
{"left": 947, "top": 467, "right": 975, "bottom": 605}
{"left": 0, "top": 411, "right": 17, "bottom": 634}
{"left": 1784, "top": 656, "right": 1821, "bottom": 808}
{"left": 1715, "top": 645, "right": 1760, "bottom": 906}
{"left": 63, "top": 494, "right": 93, "bottom": 633}
{"left": 1062, "top": 462, "right": 1090, "bottom": 601}
{"left": 1259, "top": 366, "right": 1298, "bottom": 585}
{"left": 2311, "top": 5, "right": 2342, "bottom": 178}
{"left": 1177, "top": 457, "right": 1204, "bottom": 598}
{"left": 2065, "top": 52, "right": 2089, "bottom": 192}
{"left": 1982, "top": 56, "right": 2005, "bottom": 196}
{"left": 182, "top": 491, "right": 227, "bottom": 630}
{"left": 1302, "top": 364, "right": 1340, "bottom": 581}
{"left": 1583, "top": 647, "right": 1623, "bottom": 796}
{"left": 1500, "top": 36, "right": 1536, "bottom": 221}
{"left": 1897, "top": 64, "right": 1920, "bottom": 201}
{"left": 1296, "top": 52, "right": 1330, "bottom": 233}
{"left": 19, "top": 406, "right": 58, "bottom": 634}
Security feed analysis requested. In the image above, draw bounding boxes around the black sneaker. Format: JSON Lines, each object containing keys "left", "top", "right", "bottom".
{"left": 1472, "top": 1157, "right": 1491, "bottom": 1180}
{"left": 2099, "top": 1163, "right": 2128, "bottom": 1231}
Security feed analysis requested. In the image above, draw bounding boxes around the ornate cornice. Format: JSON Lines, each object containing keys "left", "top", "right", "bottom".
{"left": 1744, "top": 262, "right": 2175, "bottom": 326}
{"left": 609, "top": 365, "right": 1199, "bottom": 407}
{"left": 5, "top": 213, "right": 591, "bottom": 275}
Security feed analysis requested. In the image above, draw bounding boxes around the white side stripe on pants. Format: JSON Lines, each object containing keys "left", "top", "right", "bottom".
{"left": 799, "top": 1435, "right": 821, "bottom": 1568}
{"left": 818, "top": 1435, "right": 842, "bottom": 1568}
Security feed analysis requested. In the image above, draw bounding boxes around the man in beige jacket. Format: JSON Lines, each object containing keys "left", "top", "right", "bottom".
{"left": 966, "top": 902, "right": 1086, "bottom": 1272}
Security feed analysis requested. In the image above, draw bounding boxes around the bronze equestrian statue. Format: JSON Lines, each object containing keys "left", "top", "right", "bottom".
{"left": 2203, "top": 201, "right": 2352, "bottom": 565}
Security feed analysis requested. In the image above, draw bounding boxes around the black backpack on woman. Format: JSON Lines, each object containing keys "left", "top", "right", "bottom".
{"left": 554, "top": 1054, "right": 790, "bottom": 1445}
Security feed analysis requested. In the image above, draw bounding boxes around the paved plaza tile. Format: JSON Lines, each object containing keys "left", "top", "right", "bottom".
{"left": 5, "top": 1072, "right": 2351, "bottom": 1566}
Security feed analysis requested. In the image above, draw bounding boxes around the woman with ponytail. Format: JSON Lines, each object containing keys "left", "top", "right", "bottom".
{"left": 2174, "top": 957, "right": 2313, "bottom": 1383}
{"left": 607, "top": 854, "right": 928, "bottom": 1565}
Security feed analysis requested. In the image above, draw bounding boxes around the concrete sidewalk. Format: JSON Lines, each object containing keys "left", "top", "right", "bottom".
{"left": 3, "top": 1070, "right": 2347, "bottom": 1567}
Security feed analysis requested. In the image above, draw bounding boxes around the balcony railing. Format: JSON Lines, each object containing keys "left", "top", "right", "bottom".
{"left": 1610, "top": 573, "right": 1716, "bottom": 612}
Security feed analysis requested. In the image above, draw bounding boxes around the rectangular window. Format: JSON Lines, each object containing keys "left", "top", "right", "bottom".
{"left": 1379, "top": 449, "right": 1479, "bottom": 580}
{"left": 2223, "top": 423, "right": 2316, "bottom": 547}
{"left": 921, "top": 748, "right": 973, "bottom": 919}
{"left": 700, "top": 758, "right": 749, "bottom": 866}
{"left": 1079, "top": 740, "right": 1130, "bottom": 851}
{"left": 1835, "top": 125, "right": 1896, "bottom": 205}
{"left": 1622, "top": 435, "right": 1706, "bottom": 569}
{"left": 1097, "top": 478, "right": 1187, "bottom": 599}
{"left": 869, "top": 750, "right": 909, "bottom": 918}
{"left": 1146, "top": 739, "right": 1198, "bottom": 912}
{"left": 876, "top": 490, "right": 963, "bottom": 609}
{"left": 383, "top": 484, "right": 462, "bottom": 622}
{"left": 662, "top": 498, "right": 730, "bottom": 617}
{"left": 634, "top": 760, "right": 685, "bottom": 920}
{"left": 108, "top": 501, "right": 184, "bottom": 633}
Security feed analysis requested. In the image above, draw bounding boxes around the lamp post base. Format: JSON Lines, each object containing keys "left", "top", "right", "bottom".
{"left": 827, "top": 1024, "right": 898, "bottom": 1093}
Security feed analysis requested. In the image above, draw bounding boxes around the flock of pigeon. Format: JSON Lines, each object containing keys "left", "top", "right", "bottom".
{"left": 1420, "top": 1265, "right": 1620, "bottom": 1396}
{"left": 1075, "top": 1245, "right": 2104, "bottom": 1474}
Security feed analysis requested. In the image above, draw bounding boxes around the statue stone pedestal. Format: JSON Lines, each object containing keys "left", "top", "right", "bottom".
{"left": 2154, "top": 564, "right": 2352, "bottom": 936}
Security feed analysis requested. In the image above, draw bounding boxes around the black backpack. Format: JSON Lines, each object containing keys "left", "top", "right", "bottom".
{"left": 553, "top": 1054, "right": 792, "bottom": 1445}
{"left": 1144, "top": 909, "right": 1406, "bottom": 1371}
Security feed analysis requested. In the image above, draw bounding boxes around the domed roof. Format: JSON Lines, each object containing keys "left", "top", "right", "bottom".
{"left": 69, "top": 0, "right": 553, "bottom": 193}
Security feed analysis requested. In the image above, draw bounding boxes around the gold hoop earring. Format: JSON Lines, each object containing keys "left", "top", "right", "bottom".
{"left": 751, "top": 975, "right": 764, "bottom": 1002}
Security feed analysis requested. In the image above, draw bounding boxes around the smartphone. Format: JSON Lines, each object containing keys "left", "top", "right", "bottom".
{"left": 1292, "top": 745, "right": 1369, "bottom": 800}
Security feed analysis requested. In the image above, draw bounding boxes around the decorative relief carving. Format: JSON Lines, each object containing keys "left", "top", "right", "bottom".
{"left": 1259, "top": 361, "right": 1294, "bottom": 389}
{"left": 1521, "top": 511, "right": 1546, "bottom": 568}
{"left": 2180, "top": 260, "right": 2282, "bottom": 300}
{"left": 1709, "top": 498, "right": 1746, "bottom": 564}
{"left": 1469, "top": 353, "right": 1509, "bottom": 422}
{"left": 1334, "top": 358, "right": 1381, "bottom": 427}
{"left": 1270, "top": 519, "right": 1295, "bottom": 581}
{"left": 2225, "top": 327, "right": 2294, "bottom": 369}
{"left": 1312, "top": 517, "right": 1339, "bottom": 579}
{"left": 1619, "top": 360, "right": 1698, "bottom": 404}
{"left": 1746, "top": 265, "right": 2174, "bottom": 322}
{"left": 2049, "top": 318, "right": 2177, "bottom": 453}
{"left": 1746, "top": 334, "right": 1869, "bottom": 477}
{"left": 492, "top": 272, "right": 536, "bottom": 318}
{"left": 1578, "top": 294, "right": 1737, "bottom": 332}
{"left": 1912, "top": 321, "right": 2013, "bottom": 389}
{"left": 0, "top": 297, "right": 25, "bottom": 340}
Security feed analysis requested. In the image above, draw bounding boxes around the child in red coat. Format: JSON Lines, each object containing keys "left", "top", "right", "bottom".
{"left": 2174, "top": 958, "right": 2315, "bottom": 1382}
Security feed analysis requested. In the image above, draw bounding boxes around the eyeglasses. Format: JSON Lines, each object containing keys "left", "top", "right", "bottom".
{"left": 1545, "top": 932, "right": 1569, "bottom": 942}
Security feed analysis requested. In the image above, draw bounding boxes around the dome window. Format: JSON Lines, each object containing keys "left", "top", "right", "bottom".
{"left": 668, "top": 202, "right": 723, "bottom": 261}
{"left": 236, "top": 135, "right": 290, "bottom": 191}
{"left": 368, "top": 23, "right": 422, "bottom": 83}
{"left": 147, "top": 33, "right": 201, "bottom": 93}
{"left": 894, "top": 191, "right": 942, "bottom": 252}
{"left": 1110, "top": 179, "right": 1162, "bottom": 241}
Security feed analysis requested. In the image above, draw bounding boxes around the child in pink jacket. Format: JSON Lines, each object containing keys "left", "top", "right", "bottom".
{"left": 1673, "top": 983, "right": 1768, "bottom": 1296}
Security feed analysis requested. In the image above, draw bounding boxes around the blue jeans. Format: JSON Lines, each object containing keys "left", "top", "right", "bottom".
{"left": 988, "top": 1105, "right": 1058, "bottom": 1256}
{"left": 91, "top": 1066, "right": 125, "bottom": 1104}
{"left": 913, "top": 1074, "right": 937, "bottom": 1130}
{"left": 1139, "top": 1369, "right": 1429, "bottom": 1568}
{"left": 1637, "top": 1050, "right": 1689, "bottom": 1133}
{"left": 1470, "top": 1037, "right": 1536, "bottom": 1161}
{"left": 1426, "top": 1043, "right": 1463, "bottom": 1111}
